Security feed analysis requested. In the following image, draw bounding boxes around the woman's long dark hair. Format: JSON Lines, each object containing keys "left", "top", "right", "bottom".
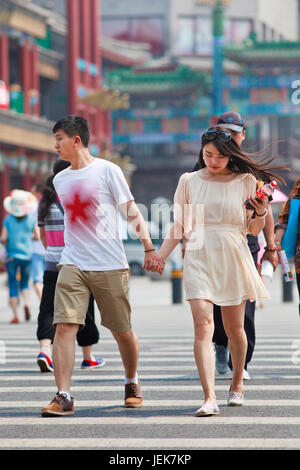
{"left": 38, "top": 159, "right": 71, "bottom": 222}
{"left": 198, "top": 127, "right": 288, "bottom": 185}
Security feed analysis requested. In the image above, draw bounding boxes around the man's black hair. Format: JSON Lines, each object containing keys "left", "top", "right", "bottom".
{"left": 53, "top": 115, "right": 90, "bottom": 148}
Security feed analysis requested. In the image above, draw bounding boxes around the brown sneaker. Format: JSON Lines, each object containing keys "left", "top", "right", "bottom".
{"left": 124, "top": 381, "right": 143, "bottom": 408}
{"left": 41, "top": 393, "right": 74, "bottom": 417}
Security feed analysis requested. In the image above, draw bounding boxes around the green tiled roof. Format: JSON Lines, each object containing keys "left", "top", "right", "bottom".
{"left": 106, "top": 65, "right": 208, "bottom": 95}
{"left": 225, "top": 39, "right": 300, "bottom": 64}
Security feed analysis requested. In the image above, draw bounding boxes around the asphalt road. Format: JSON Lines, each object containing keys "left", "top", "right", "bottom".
{"left": 0, "top": 269, "right": 300, "bottom": 452}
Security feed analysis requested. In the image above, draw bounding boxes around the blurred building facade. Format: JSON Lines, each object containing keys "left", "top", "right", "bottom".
{"left": 102, "top": 0, "right": 300, "bottom": 203}
{"left": 0, "top": 0, "right": 127, "bottom": 222}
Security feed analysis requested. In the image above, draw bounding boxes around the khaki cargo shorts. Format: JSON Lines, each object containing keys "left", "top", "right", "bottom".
{"left": 53, "top": 264, "right": 131, "bottom": 333}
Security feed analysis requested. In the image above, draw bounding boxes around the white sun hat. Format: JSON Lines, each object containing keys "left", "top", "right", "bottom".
{"left": 3, "top": 189, "right": 38, "bottom": 217}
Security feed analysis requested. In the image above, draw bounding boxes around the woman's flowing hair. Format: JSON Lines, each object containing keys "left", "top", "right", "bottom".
{"left": 198, "top": 127, "right": 289, "bottom": 185}
{"left": 38, "top": 159, "right": 71, "bottom": 222}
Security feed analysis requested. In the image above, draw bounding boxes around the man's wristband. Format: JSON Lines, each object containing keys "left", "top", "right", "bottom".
{"left": 144, "top": 248, "right": 155, "bottom": 253}
{"left": 264, "top": 246, "right": 277, "bottom": 252}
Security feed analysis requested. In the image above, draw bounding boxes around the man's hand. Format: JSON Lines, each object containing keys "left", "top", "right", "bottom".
{"left": 142, "top": 250, "right": 158, "bottom": 272}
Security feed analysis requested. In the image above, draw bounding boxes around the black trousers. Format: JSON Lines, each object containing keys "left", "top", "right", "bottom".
{"left": 213, "top": 246, "right": 259, "bottom": 370}
{"left": 297, "top": 274, "right": 300, "bottom": 315}
{"left": 36, "top": 270, "right": 99, "bottom": 347}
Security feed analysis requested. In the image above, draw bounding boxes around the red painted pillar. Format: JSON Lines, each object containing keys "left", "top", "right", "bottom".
{"left": 22, "top": 169, "right": 31, "bottom": 191}
{"left": 31, "top": 42, "right": 40, "bottom": 116}
{"left": 20, "top": 39, "right": 31, "bottom": 114}
{"left": 80, "top": 0, "right": 91, "bottom": 90}
{"left": 67, "top": 0, "right": 80, "bottom": 114}
{"left": 0, "top": 33, "right": 9, "bottom": 84}
{"left": 91, "top": 0, "right": 101, "bottom": 89}
{"left": 0, "top": 165, "right": 10, "bottom": 223}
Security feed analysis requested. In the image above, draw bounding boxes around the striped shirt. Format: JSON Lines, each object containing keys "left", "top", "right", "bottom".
{"left": 38, "top": 202, "right": 65, "bottom": 271}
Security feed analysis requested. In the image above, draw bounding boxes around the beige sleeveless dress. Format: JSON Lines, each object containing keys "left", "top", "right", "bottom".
{"left": 174, "top": 169, "right": 270, "bottom": 306}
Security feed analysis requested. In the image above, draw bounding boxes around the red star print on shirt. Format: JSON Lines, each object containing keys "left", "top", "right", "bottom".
{"left": 65, "top": 192, "right": 92, "bottom": 223}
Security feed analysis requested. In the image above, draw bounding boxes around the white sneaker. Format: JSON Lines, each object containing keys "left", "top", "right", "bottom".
{"left": 195, "top": 401, "right": 220, "bottom": 417}
{"left": 229, "top": 369, "right": 251, "bottom": 380}
{"left": 227, "top": 390, "right": 244, "bottom": 407}
{"left": 243, "top": 369, "right": 251, "bottom": 380}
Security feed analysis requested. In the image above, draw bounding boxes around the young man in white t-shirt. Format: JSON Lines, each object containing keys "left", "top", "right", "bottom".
{"left": 41, "top": 115, "right": 157, "bottom": 417}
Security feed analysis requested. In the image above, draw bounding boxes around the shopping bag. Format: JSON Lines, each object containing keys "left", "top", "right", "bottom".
{"left": 282, "top": 198, "right": 300, "bottom": 258}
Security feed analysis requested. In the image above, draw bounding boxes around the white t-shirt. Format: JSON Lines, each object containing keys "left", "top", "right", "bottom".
{"left": 53, "top": 158, "right": 134, "bottom": 271}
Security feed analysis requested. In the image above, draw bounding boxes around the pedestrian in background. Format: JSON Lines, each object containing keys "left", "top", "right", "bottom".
{"left": 275, "top": 178, "right": 300, "bottom": 314}
{"left": 1, "top": 190, "right": 39, "bottom": 323}
{"left": 36, "top": 158, "right": 105, "bottom": 373}
{"left": 149, "top": 127, "right": 285, "bottom": 416}
{"left": 188, "top": 112, "right": 278, "bottom": 379}
{"left": 30, "top": 184, "right": 46, "bottom": 300}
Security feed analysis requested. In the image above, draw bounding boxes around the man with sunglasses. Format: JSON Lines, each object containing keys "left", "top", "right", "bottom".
{"left": 189, "top": 112, "right": 278, "bottom": 379}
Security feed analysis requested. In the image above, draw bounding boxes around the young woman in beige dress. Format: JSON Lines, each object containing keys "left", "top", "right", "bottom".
{"left": 149, "top": 127, "right": 286, "bottom": 417}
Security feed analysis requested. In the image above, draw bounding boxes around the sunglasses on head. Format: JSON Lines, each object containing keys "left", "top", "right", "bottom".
{"left": 204, "top": 128, "right": 232, "bottom": 143}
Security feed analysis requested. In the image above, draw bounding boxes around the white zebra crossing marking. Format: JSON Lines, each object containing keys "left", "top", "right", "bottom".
{"left": 0, "top": 438, "right": 298, "bottom": 449}
{"left": 0, "top": 400, "right": 300, "bottom": 408}
{"left": 0, "top": 384, "right": 300, "bottom": 392}
{"left": 0, "top": 417, "right": 298, "bottom": 425}
{"left": 0, "top": 327, "right": 299, "bottom": 450}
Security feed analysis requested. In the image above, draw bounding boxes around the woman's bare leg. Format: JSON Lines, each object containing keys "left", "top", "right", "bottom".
{"left": 221, "top": 301, "right": 247, "bottom": 393}
{"left": 189, "top": 299, "right": 216, "bottom": 403}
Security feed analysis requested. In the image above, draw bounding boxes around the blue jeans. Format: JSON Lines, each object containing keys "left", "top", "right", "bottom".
{"left": 6, "top": 258, "right": 31, "bottom": 298}
{"left": 30, "top": 253, "right": 45, "bottom": 284}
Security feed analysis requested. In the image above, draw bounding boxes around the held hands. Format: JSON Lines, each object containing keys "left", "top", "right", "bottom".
{"left": 150, "top": 255, "right": 166, "bottom": 275}
{"left": 142, "top": 250, "right": 166, "bottom": 275}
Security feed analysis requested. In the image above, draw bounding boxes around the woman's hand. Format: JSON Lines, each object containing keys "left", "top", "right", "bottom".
{"left": 246, "top": 195, "right": 269, "bottom": 216}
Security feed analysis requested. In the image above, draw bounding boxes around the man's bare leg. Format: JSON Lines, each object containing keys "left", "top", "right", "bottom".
{"left": 112, "top": 328, "right": 139, "bottom": 379}
{"left": 52, "top": 323, "right": 79, "bottom": 393}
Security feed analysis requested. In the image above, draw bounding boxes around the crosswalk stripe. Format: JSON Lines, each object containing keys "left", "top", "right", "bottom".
{"left": 1, "top": 337, "right": 300, "bottom": 344}
{"left": 3, "top": 349, "right": 295, "bottom": 356}
{"left": 0, "top": 438, "right": 298, "bottom": 449}
{"left": 0, "top": 400, "right": 300, "bottom": 408}
{"left": 0, "top": 358, "right": 300, "bottom": 371}
{"left": 0, "top": 384, "right": 299, "bottom": 392}
{"left": 1, "top": 373, "right": 300, "bottom": 380}
{"left": 2, "top": 365, "right": 299, "bottom": 371}
{"left": 0, "top": 416, "right": 298, "bottom": 425}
